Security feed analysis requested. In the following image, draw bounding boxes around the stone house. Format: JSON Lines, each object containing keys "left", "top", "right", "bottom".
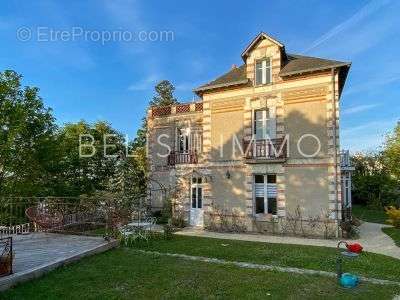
{"left": 147, "top": 32, "right": 353, "bottom": 237}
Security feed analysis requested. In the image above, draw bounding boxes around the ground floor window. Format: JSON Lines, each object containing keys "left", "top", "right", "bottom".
{"left": 341, "top": 172, "right": 352, "bottom": 208}
{"left": 254, "top": 174, "right": 277, "bottom": 215}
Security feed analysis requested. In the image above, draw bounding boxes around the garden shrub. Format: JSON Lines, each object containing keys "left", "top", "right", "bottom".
{"left": 385, "top": 206, "right": 400, "bottom": 228}
{"left": 160, "top": 197, "right": 173, "bottom": 224}
{"left": 205, "top": 206, "right": 247, "bottom": 233}
{"left": 340, "top": 220, "right": 360, "bottom": 239}
{"left": 152, "top": 210, "right": 168, "bottom": 224}
{"left": 163, "top": 223, "right": 174, "bottom": 240}
{"left": 171, "top": 214, "right": 186, "bottom": 228}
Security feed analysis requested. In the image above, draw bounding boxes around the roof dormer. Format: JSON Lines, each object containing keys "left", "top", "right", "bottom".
{"left": 241, "top": 32, "right": 285, "bottom": 86}
{"left": 193, "top": 32, "right": 350, "bottom": 95}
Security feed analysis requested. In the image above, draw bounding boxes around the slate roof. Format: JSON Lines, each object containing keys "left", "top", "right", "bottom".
{"left": 280, "top": 54, "right": 350, "bottom": 76}
{"left": 193, "top": 54, "right": 350, "bottom": 94}
{"left": 193, "top": 65, "right": 248, "bottom": 93}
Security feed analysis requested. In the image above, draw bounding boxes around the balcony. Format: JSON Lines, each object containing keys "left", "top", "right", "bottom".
{"left": 167, "top": 151, "right": 198, "bottom": 166}
{"left": 340, "top": 150, "right": 355, "bottom": 171}
{"left": 151, "top": 102, "right": 203, "bottom": 118}
{"left": 243, "top": 138, "right": 287, "bottom": 162}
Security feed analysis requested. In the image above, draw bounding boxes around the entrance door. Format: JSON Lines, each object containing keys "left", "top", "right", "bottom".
{"left": 190, "top": 177, "right": 203, "bottom": 226}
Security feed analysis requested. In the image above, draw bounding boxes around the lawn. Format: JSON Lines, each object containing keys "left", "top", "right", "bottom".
{"left": 352, "top": 205, "right": 388, "bottom": 224}
{"left": 1, "top": 247, "right": 400, "bottom": 300}
{"left": 130, "top": 235, "right": 400, "bottom": 282}
{"left": 382, "top": 227, "right": 400, "bottom": 247}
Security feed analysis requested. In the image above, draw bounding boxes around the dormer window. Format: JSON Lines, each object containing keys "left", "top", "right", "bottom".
{"left": 255, "top": 58, "right": 271, "bottom": 85}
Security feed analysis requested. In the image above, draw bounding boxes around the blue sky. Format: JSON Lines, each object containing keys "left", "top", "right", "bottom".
{"left": 0, "top": 0, "right": 399, "bottom": 152}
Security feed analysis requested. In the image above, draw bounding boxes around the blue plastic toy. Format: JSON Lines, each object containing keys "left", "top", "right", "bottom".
{"left": 340, "top": 273, "right": 359, "bottom": 288}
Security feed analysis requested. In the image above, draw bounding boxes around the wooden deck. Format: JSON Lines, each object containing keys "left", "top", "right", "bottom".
{"left": 0, "top": 232, "right": 117, "bottom": 291}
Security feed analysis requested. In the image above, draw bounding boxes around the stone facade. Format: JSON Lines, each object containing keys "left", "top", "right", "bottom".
{"left": 147, "top": 33, "right": 350, "bottom": 238}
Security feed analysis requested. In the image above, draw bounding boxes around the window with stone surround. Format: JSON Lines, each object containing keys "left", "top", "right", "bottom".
{"left": 253, "top": 108, "right": 276, "bottom": 140}
{"left": 254, "top": 174, "right": 277, "bottom": 215}
{"left": 255, "top": 58, "right": 271, "bottom": 85}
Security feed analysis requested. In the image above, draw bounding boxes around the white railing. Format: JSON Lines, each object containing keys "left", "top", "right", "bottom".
{"left": 340, "top": 150, "right": 351, "bottom": 168}
{"left": 0, "top": 223, "right": 31, "bottom": 236}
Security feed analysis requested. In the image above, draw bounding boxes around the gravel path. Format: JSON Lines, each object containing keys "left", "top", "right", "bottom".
{"left": 176, "top": 221, "right": 400, "bottom": 259}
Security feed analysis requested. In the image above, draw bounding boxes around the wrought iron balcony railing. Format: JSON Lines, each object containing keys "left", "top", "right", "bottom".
{"left": 340, "top": 150, "right": 354, "bottom": 171}
{"left": 340, "top": 150, "right": 351, "bottom": 167}
{"left": 243, "top": 138, "right": 287, "bottom": 160}
{"left": 167, "top": 151, "right": 198, "bottom": 166}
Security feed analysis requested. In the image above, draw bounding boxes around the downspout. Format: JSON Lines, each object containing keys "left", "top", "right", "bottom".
{"left": 331, "top": 68, "right": 339, "bottom": 238}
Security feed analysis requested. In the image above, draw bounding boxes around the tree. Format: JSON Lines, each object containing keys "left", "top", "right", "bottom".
{"left": 54, "top": 120, "right": 125, "bottom": 197}
{"left": 133, "top": 80, "right": 178, "bottom": 149}
{"left": 351, "top": 152, "right": 398, "bottom": 207}
{"left": 0, "top": 70, "right": 56, "bottom": 196}
{"left": 108, "top": 154, "right": 147, "bottom": 205}
{"left": 382, "top": 121, "right": 400, "bottom": 181}
{"left": 0, "top": 70, "right": 173, "bottom": 200}
{"left": 149, "top": 80, "right": 178, "bottom": 107}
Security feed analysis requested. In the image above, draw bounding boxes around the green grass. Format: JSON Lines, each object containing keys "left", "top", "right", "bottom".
{"left": 352, "top": 205, "right": 388, "bottom": 224}
{"left": 382, "top": 227, "right": 400, "bottom": 247}
{"left": 129, "top": 235, "right": 400, "bottom": 282}
{"left": 84, "top": 226, "right": 107, "bottom": 236}
{"left": 1, "top": 248, "right": 399, "bottom": 300}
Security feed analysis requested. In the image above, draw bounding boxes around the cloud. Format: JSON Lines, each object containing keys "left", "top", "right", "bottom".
{"left": 341, "top": 119, "right": 396, "bottom": 151}
{"left": 341, "top": 119, "right": 391, "bottom": 135}
{"left": 304, "top": 0, "right": 392, "bottom": 54}
{"left": 345, "top": 73, "right": 400, "bottom": 95}
{"left": 128, "top": 74, "right": 159, "bottom": 91}
{"left": 342, "top": 103, "right": 380, "bottom": 115}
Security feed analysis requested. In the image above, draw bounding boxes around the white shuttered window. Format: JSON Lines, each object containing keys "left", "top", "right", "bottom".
{"left": 254, "top": 174, "right": 277, "bottom": 215}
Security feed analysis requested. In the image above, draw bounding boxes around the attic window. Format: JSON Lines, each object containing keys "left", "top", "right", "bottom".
{"left": 255, "top": 58, "right": 271, "bottom": 85}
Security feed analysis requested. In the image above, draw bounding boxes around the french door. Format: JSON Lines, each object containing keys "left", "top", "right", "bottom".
{"left": 190, "top": 177, "right": 203, "bottom": 226}
{"left": 177, "top": 128, "right": 190, "bottom": 153}
{"left": 254, "top": 108, "right": 276, "bottom": 140}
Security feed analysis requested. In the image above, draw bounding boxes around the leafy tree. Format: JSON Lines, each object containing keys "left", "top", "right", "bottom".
{"left": 133, "top": 80, "right": 178, "bottom": 149}
{"left": 0, "top": 70, "right": 56, "bottom": 196}
{"left": 351, "top": 152, "right": 398, "bottom": 207}
{"left": 108, "top": 153, "right": 147, "bottom": 205}
{"left": 54, "top": 120, "right": 148, "bottom": 200}
{"left": 382, "top": 121, "right": 400, "bottom": 181}
{"left": 54, "top": 120, "right": 125, "bottom": 196}
{"left": 0, "top": 70, "right": 173, "bottom": 201}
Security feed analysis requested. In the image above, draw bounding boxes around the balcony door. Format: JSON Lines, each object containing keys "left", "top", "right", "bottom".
{"left": 254, "top": 108, "right": 276, "bottom": 140}
{"left": 190, "top": 177, "right": 203, "bottom": 227}
{"left": 177, "top": 128, "right": 190, "bottom": 153}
